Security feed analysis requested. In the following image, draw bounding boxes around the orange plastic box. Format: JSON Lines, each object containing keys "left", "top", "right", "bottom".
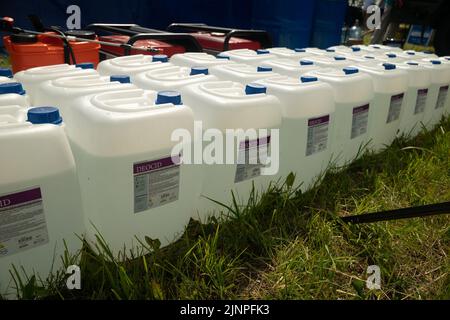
{"left": 4, "top": 32, "right": 100, "bottom": 73}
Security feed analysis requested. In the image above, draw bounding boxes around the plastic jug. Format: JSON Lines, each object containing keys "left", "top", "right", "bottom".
{"left": 302, "top": 47, "right": 328, "bottom": 56}
{"left": 132, "top": 65, "right": 218, "bottom": 92}
{"left": 301, "top": 55, "right": 352, "bottom": 69}
{"left": 64, "top": 89, "right": 197, "bottom": 255}
{"left": 0, "top": 106, "right": 84, "bottom": 298}
{"left": 265, "top": 47, "right": 311, "bottom": 60}
{"left": 209, "top": 63, "right": 280, "bottom": 85}
{"left": 254, "top": 75, "right": 335, "bottom": 191}
{"left": 260, "top": 58, "right": 320, "bottom": 78}
{"left": 439, "top": 56, "right": 450, "bottom": 116}
{"left": 353, "top": 62, "right": 408, "bottom": 151}
{"left": 0, "top": 68, "right": 14, "bottom": 84}
{"left": 218, "top": 49, "right": 276, "bottom": 66}
{"left": 328, "top": 45, "right": 364, "bottom": 55}
{"left": 33, "top": 74, "right": 137, "bottom": 113}
{"left": 13, "top": 64, "right": 98, "bottom": 104}
{"left": 419, "top": 59, "right": 450, "bottom": 129}
{"left": 97, "top": 54, "right": 171, "bottom": 77}
{"left": 170, "top": 52, "right": 233, "bottom": 68}
{"left": 0, "top": 82, "right": 29, "bottom": 108}
{"left": 396, "top": 61, "right": 432, "bottom": 137}
{"left": 181, "top": 81, "right": 282, "bottom": 220}
{"left": 306, "top": 67, "right": 374, "bottom": 167}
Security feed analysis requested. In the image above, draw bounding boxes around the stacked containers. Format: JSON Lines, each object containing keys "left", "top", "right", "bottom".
{"left": 63, "top": 89, "right": 197, "bottom": 255}
{"left": 97, "top": 54, "right": 171, "bottom": 77}
{"left": 306, "top": 67, "right": 374, "bottom": 166}
{"left": 265, "top": 47, "right": 311, "bottom": 60}
{"left": 254, "top": 75, "right": 335, "bottom": 190}
{"left": 0, "top": 82, "right": 29, "bottom": 108}
{"left": 217, "top": 49, "right": 276, "bottom": 66}
{"left": 170, "top": 52, "right": 233, "bottom": 68}
{"left": 0, "top": 106, "right": 84, "bottom": 297}
{"left": 352, "top": 62, "right": 409, "bottom": 151}
{"left": 13, "top": 64, "right": 98, "bottom": 104}
{"left": 260, "top": 59, "right": 320, "bottom": 78}
{"left": 301, "top": 55, "right": 352, "bottom": 69}
{"left": 181, "top": 81, "right": 282, "bottom": 220}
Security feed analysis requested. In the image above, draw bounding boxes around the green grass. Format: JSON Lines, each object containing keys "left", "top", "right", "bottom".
{"left": 3, "top": 117, "right": 448, "bottom": 300}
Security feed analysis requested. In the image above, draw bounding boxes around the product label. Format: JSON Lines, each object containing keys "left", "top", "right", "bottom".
{"left": 351, "top": 104, "right": 369, "bottom": 139}
{"left": 414, "top": 89, "right": 428, "bottom": 114}
{"left": 436, "top": 85, "right": 448, "bottom": 109}
{"left": 387, "top": 93, "right": 404, "bottom": 123}
{"left": 0, "top": 187, "right": 49, "bottom": 257}
{"left": 306, "top": 115, "right": 330, "bottom": 156}
{"left": 235, "top": 136, "right": 270, "bottom": 183}
{"left": 133, "top": 155, "right": 181, "bottom": 213}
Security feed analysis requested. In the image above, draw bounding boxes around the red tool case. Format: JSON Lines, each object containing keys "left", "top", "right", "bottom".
{"left": 86, "top": 24, "right": 202, "bottom": 59}
{"left": 166, "top": 23, "right": 272, "bottom": 54}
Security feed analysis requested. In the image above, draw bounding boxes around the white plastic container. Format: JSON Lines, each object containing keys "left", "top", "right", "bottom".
{"left": 218, "top": 49, "right": 276, "bottom": 66}
{"left": 209, "top": 63, "right": 280, "bottom": 85}
{"left": 34, "top": 74, "right": 137, "bottom": 114}
{"left": 353, "top": 62, "right": 408, "bottom": 151}
{"left": 419, "top": 59, "right": 450, "bottom": 129}
{"left": 265, "top": 47, "right": 311, "bottom": 60}
{"left": 0, "top": 68, "right": 13, "bottom": 84}
{"left": 181, "top": 81, "right": 282, "bottom": 220}
{"left": 0, "top": 106, "right": 84, "bottom": 298}
{"left": 301, "top": 55, "right": 352, "bottom": 68}
{"left": 13, "top": 63, "right": 98, "bottom": 104}
{"left": 328, "top": 45, "right": 364, "bottom": 55}
{"left": 97, "top": 54, "right": 171, "bottom": 77}
{"left": 0, "top": 82, "right": 29, "bottom": 108}
{"left": 254, "top": 75, "right": 335, "bottom": 191}
{"left": 132, "top": 65, "right": 218, "bottom": 92}
{"left": 170, "top": 52, "right": 232, "bottom": 67}
{"left": 302, "top": 47, "right": 328, "bottom": 55}
{"left": 373, "top": 52, "right": 410, "bottom": 65}
{"left": 306, "top": 67, "right": 374, "bottom": 167}
{"left": 439, "top": 56, "right": 450, "bottom": 116}
{"left": 396, "top": 61, "right": 432, "bottom": 137}
{"left": 65, "top": 89, "right": 197, "bottom": 255}
{"left": 259, "top": 58, "right": 320, "bottom": 78}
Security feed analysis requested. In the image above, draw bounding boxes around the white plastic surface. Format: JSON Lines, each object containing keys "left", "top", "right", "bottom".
{"left": 209, "top": 63, "right": 280, "bottom": 85}
{"left": 97, "top": 54, "right": 171, "bottom": 76}
{"left": 218, "top": 49, "right": 276, "bottom": 66}
{"left": 170, "top": 52, "right": 232, "bottom": 68}
{"left": 260, "top": 58, "right": 321, "bottom": 78}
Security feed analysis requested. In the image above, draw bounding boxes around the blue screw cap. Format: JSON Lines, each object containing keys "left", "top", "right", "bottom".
{"left": 76, "top": 62, "right": 94, "bottom": 69}
{"left": 383, "top": 63, "right": 396, "bottom": 70}
{"left": 365, "top": 55, "right": 375, "bottom": 59}
{"left": 0, "top": 68, "right": 13, "bottom": 78}
{"left": 27, "top": 107, "right": 62, "bottom": 125}
{"left": 257, "top": 66, "right": 272, "bottom": 72}
{"left": 294, "top": 48, "right": 306, "bottom": 52}
{"left": 351, "top": 46, "right": 361, "bottom": 52}
{"left": 431, "top": 60, "right": 441, "bottom": 65}
{"left": 343, "top": 67, "right": 358, "bottom": 75}
{"left": 300, "top": 60, "right": 313, "bottom": 66}
{"left": 0, "top": 82, "right": 26, "bottom": 95}
{"left": 407, "top": 61, "right": 418, "bottom": 66}
{"left": 155, "top": 91, "right": 182, "bottom": 105}
{"left": 386, "top": 53, "right": 396, "bottom": 58}
{"left": 245, "top": 83, "right": 267, "bottom": 95}
{"left": 406, "top": 51, "right": 415, "bottom": 55}
{"left": 190, "top": 66, "right": 209, "bottom": 76}
{"left": 326, "top": 48, "right": 335, "bottom": 52}
{"left": 334, "top": 56, "right": 346, "bottom": 61}
{"left": 110, "top": 75, "right": 131, "bottom": 84}
{"left": 216, "top": 53, "right": 230, "bottom": 59}
{"left": 153, "top": 54, "right": 168, "bottom": 63}
{"left": 256, "top": 49, "right": 270, "bottom": 55}
{"left": 300, "top": 76, "right": 318, "bottom": 83}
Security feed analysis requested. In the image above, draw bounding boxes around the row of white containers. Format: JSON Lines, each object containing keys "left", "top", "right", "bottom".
{"left": 1, "top": 45, "right": 450, "bottom": 296}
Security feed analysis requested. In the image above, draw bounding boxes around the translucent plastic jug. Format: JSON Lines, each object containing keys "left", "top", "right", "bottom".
{"left": 396, "top": 61, "right": 432, "bottom": 137}
{"left": 306, "top": 67, "right": 374, "bottom": 167}
{"left": 218, "top": 49, "right": 276, "bottom": 66}
{"left": 170, "top": 52, "right": 233, "bottom": 68}
{"left": 97, "top": 54, "right": 171, "bottom": 77}
{"left": 13, "top": 64, "right": 98, "bottom": 104}
{"left": 181, "top": 81, "right": 282, "bottom": 221}
{"left": 260, "top": 58, "right": 320, "bottom": 78}
{"left": 353, "top": 62, "right": 408, "bottom": 151}
{"left": 34, "top": 74, "right": 137, "bottom": 114}
{"left": 0, "top": 106, "right": 84, "bottom": 298}
{"left": 254, "top": 75, "right": 335, "bottom": 191}
{"left": 209, "top": 63, "right": 279, "bottom": 85}
{"left": 132, "top": 65, "right": 218, "bottom": 92}
{"left": 0, "top": 82, "right": 29, "bottom": 108}
{"left": 301, "top": 55, "right": 352, "bottom": 69}
{"left": 265, "top": 47, "right": 311, "bottom": 60}
{"left": 65, "top": 89, "right": 197, "bottom": 256}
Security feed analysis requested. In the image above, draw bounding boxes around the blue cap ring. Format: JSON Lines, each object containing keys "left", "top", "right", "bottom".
{"left": 190, "top": 66, "right": 209, "bottom": 76}
{"left": 0, "top": 68, "right": 13, "bottom": 78}
{"left": 300, "top": 76, "right": 318, "bottom": 83}
{"left": 431, "top": 60, "right": 441, "bottom": 65}
{"left": 110, "top": 75, "right": 131, "bottom": 84}
{"left": 256, "top": 49, "right": 270, "bottom": 55}
{"left": 334, "top": 56, "right": 346, "bottom": 61}
{"left": 300, "top": 60, "right": 313, "bottom": 66}
{"left": 343, "top": 67, "right": 358, "bottom": 75}
{"left": 382, "top": 63, "right": 396, "bottom": 70}
{"left": 257, "top": 66, "right": 272, "bottom": 72}
{"left": 0, "top": 82, "right": 26, "bottom": 95}
{"left": 155, "top": 91, "right": 182, "bottom": 105}
{"left": 153, "top": 54, "right": 169, "bottom": 63}
{"left": 27, "top": 107, "right": 63, "bottom": 125}
{"left": 76, "top": 62, "right": 94, "bottom": 69}
{"left": 245, "top": 83, "right": 267, "bottom": 95}
{"left": 294, "top": 48, "right": 306, "bottom": 52}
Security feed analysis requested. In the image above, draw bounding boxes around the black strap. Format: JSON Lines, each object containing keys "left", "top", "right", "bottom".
{"left": 342, "top": 201, "right": 450, "bottom": 224}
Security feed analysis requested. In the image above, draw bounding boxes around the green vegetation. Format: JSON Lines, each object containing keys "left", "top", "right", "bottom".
{"left": 3, "top": 117, "right": 449, "bottom": 300}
